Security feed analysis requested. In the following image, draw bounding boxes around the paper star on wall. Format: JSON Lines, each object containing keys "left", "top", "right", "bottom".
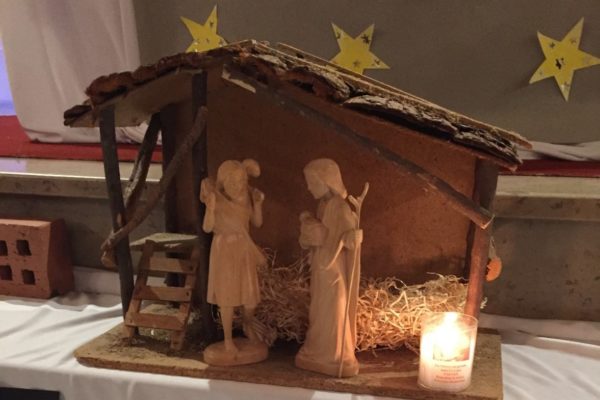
{"left": 529, "top": 18, "right": 600, "bottom": 101}
{"left": 181, "top": 6, "right": 226, "bottom": 53}
{"left": 330, "top": 23, "right": 389, "bottom": 74}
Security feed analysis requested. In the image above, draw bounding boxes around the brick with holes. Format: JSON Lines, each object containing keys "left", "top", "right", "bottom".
{"left": 0, "top": 218, "right": 73, "bottom": 298}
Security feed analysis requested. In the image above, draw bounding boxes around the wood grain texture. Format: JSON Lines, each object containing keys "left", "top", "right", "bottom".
{"left": 224, "top": 68, "right": 493, "bottom": 229}
{"left": 208, "top": 69, "right": 476, "bottom": 282}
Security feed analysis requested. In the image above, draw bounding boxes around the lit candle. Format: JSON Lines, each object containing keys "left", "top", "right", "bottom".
{"left": 418, "top": 312, "right": 478, "bottom": 392}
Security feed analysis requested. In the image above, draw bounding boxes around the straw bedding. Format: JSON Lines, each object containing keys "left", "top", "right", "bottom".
{"left": 248, "top": 251, "right": 478, "bottom": 352}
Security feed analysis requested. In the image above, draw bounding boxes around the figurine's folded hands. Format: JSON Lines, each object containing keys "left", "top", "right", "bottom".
{"left": 299, "top": 211, "right": 328, "bottom": 249}
{"left": 342, "top": 229, "right": 363, "bottom": 250}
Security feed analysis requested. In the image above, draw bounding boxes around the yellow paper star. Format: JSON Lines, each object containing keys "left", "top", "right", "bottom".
{"left": 330, "top": 23, "right": 389, "bottom": 74}
{"left": 529, "top": 18, "right": 600, "bottom": 101}
{"left": 181, "top": 6, "right": 226, "bottom": 53}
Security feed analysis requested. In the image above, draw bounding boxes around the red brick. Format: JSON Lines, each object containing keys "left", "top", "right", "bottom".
{"left": 0, "top": 219, "right": 73, "bottom": 298}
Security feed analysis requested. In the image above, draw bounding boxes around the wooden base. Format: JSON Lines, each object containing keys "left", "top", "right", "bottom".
{"left": 75, "top": 316, "right": 502, "bottom": 400}
{"left": 204, "top": 338, "right": 268, "bottom": 366}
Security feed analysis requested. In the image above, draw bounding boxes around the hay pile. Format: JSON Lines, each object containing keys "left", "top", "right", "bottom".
{"left": 253, "top": 252, "right": 312, "bottom": 346}
{"left": 253, "top": 251, "right": 476, "bottom": 352}
{"left": 355, "top": 275, "right": 469, "bottom": 352}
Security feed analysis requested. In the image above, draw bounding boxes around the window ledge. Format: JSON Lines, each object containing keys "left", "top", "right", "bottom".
{"left": 0, "top": 157, "right": 161, "bottom": 200}
{"left": 495, "top": 175, "right": 600, "bottom": 222}
{"left": 1, "top": 158, "right": 599, "bottom": 222}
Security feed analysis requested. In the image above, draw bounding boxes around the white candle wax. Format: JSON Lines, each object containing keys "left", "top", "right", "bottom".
{"left": 418, "top": 312, "right": 478, "bottom": 392}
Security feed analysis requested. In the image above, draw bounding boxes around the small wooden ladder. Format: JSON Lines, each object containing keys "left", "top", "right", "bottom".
{"left": 124, "top": 233, "right": 199, "bottom": 350}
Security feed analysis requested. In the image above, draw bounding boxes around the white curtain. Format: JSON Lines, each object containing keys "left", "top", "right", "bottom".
{"left": 0, "top": 0, "right": 145, "bottom": 143}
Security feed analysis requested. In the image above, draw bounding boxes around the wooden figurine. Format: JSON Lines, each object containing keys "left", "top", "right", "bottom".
{"left": 295, "top": 159, "right": 368, "bottom": 378}
{"left": 199, "top": 159, "right": 269, "bottom": 366}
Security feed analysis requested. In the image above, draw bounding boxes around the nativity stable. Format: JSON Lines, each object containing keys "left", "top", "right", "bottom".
{"left": 64, "top": 39, "right": 529, "bottom": 358}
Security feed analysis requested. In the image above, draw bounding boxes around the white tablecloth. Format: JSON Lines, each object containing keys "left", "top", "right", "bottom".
{"left": 1, "top": 270, "right": 599, "bottom": 400}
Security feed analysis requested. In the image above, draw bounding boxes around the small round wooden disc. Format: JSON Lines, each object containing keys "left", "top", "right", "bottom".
{"left": 203, "top": 338, "right": 268, "bottom": 366}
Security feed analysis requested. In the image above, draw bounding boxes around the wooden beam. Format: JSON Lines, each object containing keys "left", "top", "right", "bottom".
{"left": 148, "top": 257, "right": 195, "bottom": 274}
{"left": 191, "top": 72, "right": 217, "bottom": 342}
{"left": 125, "top": 312, "right": 185, "bottom": 331}
{"left": 100, "top": 114, "right": 159, "bottom": 270}
{"left": 124, "top": 113, "right": 161, "bottom": 217}
{"left": 222, "top": 68, "right": 494, "bottom": 229}
{"left": 133, "top": 286, "right": 193, "bottom": 302}
{"left": 464, "top": 160, "right": 498, "bottom": 317}
{"left": 99, "top": 105, "right": 134, "bottom": 317}
{"left": 101, "top": 107, "right": 208, "bottom": 251}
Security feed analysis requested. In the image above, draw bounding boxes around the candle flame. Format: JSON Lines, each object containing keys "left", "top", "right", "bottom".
{"left": 429, "top": 313, "right": 471, "bottom": 362}
{"left": 443, "top": 312, "right": 459, "bottom": 324}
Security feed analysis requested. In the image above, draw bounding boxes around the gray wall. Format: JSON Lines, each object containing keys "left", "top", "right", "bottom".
{"left": 487, "top": 217, "right": 600, "bottom": 321}
{"left": 134, "top": 0, "right": 600, "bottom": 144}
{"left": 0, "top": 192, "right": 164, "bottom": 269}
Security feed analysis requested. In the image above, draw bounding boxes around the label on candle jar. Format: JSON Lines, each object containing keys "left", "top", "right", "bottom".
{"left": 431, "top": 362, "right": 471, "bottom": 385}
{"left": 419, "top": 346, "right": 474, "bottom": 391}
{"left": 418, "top": 312, "right": 477, "bottom": 392}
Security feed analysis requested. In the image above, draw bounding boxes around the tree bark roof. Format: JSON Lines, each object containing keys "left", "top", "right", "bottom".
{"left": 64, "top": 40, "right": 529, "bottom": 168}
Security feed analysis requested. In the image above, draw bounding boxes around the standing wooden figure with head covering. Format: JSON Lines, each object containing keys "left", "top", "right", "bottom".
{"left": 295, "top": 158, "right": 368, "bottom": 377}
{"left": 200, "top": 158, "right": 268, "bottom": 366}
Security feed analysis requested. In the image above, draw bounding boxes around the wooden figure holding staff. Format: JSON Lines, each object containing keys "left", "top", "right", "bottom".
{"left": 295, "top": 158, "right": 368, "bottom": 378}
{"left": 200, "top": 158, "right": 269, "bottom": 366}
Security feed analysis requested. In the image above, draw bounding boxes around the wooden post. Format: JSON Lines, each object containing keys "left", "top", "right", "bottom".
{"left": 159, "top": 73, "right": 217, "bottom": 342}
{"left": 464, "top": 160, "right": 498, "bottom": 318}
{"left": 160, "top": 99, "right": 189, "bottom": 289}
{"left": 99, "top": 105, "right": 134, "bottom": 317}
{"left": 191, "top": 72, "right": 217, "bottom": 342}
{"left": 161, "top": 107, "right": 179, "bottom": 235}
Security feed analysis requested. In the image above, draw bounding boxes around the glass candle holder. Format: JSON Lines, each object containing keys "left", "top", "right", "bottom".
{"left": 418, "top": 312, "right": 478, "bottom": 392}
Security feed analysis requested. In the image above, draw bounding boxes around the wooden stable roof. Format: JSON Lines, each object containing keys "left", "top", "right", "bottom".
{"left": 64, "top": 40, "right": 529, "bottom": 169}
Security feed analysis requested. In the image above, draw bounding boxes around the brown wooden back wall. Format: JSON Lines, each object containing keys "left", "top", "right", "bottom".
{"left": 207, "top": 71, "right": 476, "bottom": 282}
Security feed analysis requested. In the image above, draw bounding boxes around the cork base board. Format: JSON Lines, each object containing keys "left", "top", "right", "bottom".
{"left": 75, "top": 326, "right": 502, "bottom": 400}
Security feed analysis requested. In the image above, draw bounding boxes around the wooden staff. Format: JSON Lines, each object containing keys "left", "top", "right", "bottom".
{"left": 338, "top": 182, "right": 369, "bottom": 378}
